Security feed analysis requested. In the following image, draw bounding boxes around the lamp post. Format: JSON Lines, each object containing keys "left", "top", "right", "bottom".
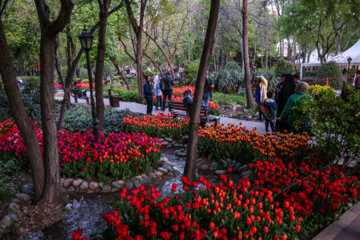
{"left": 79, "top": 28, "right": 99, "bottom": 143}
{"left": 347, "top": 57, "right": 352, "bottom": 85}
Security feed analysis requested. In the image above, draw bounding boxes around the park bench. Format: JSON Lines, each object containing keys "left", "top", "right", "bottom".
{"left": 71, "top": 87, "right": 88, "bottom": 103}
{"left": 168, "top": 101, "right": 220, "bottom": 125}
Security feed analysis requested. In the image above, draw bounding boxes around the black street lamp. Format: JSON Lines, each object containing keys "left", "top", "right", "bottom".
{"left": 347, "top": 57, "right": 352, "bottom": 85}
{"left": 79, "top": 28, "right": 99, "bottom": 143}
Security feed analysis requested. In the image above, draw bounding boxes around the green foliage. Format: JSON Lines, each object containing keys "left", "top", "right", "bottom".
{"left": 294, "top": 87, "right": 360, "bottom": 164}
{"left": 63, "top": 104, "right": 139, "bottom": 134}
{"left": 211, "top": 92, "right": 246, "bottom": 106}
{"left": 213, "top": 62, "right": 243, "bottom": 93}
{"left": 307, "top": 85, "right": 335, "bottom": 98}
{"left": 275, "top": 58, "right": 295, "bottom": 77}
{"left": 184, "top": 59, "right": 200, "bottom": 81}
{"left": 112, "top": 88, "right": 140, "bottom": 103}
{"left": 79, "top": 68, "right": 89, "bottom": 81}
{"left": 316, "top": 61, "right": 343, "bottom": 88}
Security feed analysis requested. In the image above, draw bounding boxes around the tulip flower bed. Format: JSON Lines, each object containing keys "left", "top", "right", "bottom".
{"left": 73, "top": 156, "right": 360, "bottom": 240}
{"left": 0, "top": 119, "right": 161, "bottom": 182}
{"left": 122, "top": 113, "right": 190, "bottom": 140}
{"left": 198, "top": 124, "right": 311, "bottom": 163}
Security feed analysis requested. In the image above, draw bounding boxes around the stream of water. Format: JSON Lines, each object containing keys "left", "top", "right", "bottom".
{"left": 24, "top": 149, "right": 215, "bottom": 240}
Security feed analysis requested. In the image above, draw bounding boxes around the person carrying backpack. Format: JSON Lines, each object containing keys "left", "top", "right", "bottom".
{"left": 263, "top": 91, "right": 277, "bottom": 133}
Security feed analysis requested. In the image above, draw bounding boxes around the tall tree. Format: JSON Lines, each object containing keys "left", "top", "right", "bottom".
{"left": 0, "top": 0, "right": 45, "bottom": 201}
{"left": 124, "top": 0, "right": 147, "bottom": 101}
{"left": 243, "top": 0, "right": 254, "bottom": 108}
{"left": 184, "top": 0, "right": 220, "bottom": 182}
{"left": 34, "top": 0, "right": 73, "bottom": 203}
{"left": 94, "top": 0, "right": 111, "bottom": 131}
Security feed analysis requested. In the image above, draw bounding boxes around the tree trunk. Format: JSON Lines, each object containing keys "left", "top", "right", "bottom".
{"left": 136, "top": 38, "right": 144, "bottom": 101}
{"left": 110, "top": 55, "right": 130, "bottom": 90}
{"left": 0, "top": 19, "right": 45, "bottom": 201}
{"left": 39, "top": 35, "right": 62, "bottom": 203}
{"left": 243, "top": 0, "right": 254, "bottom": 108}
{"left": 94, "top": 0, "right": 111, "bottom": 131}
{"left": 184, "top": 0, "right": 220, "bottom": 182}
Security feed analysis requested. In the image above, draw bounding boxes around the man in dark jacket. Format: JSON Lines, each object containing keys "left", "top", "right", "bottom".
{"left": 144, "top": 76, "right": 153, "bottom": 115}
{"left": 160, "top": 72, "right": 174, "bottom": 111}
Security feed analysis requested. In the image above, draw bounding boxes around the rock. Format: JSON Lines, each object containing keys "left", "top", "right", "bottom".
{"left": 198, "top": 164, "right": 208, "bottom": 171}
{"left": 181, "top": 135, "right": 189, "bottom": 143}
{"left": 165, "top": 138, "right": 172, "bottom": 142}
{"left": 196, "top": 160, "right": 204, "bottom": 167}
{"left": 80, "top": 181, "right": 89, "bottom": 190}
{"left": 0, "top": 215, "right": 12, "bottom": 229}
{"left": 9, "top": 214, "right": 19, "bottom": 223}
{"left": 241, "top": 170, "right": 250, "bottom": 178}
{"left": 98, "top": 182, "right": 104, "bottom": 188}
{"left": 72, "top": 179, "right": 83, "bottom": 187}
{"left": 158, "top": 138, "right": 164, "bottom": 142}
{"left": 89, "top": 182, "right": 99, "bottom": 190}
{"left": 8, "top": 203, "right": 20, "bottom": 212}
{"left": 149, "top": 172, "right": 157, "bottom": 179}
{"left": 22, "top": 183, "right": 34, "bottom": 190}
{"left": 218, "top": 159, "right": 227, "bottom": 168}
{"left": 174, "top": 149, "right": 182, "bottom": 154}
{"left": 11, "top": 199, "right": 22, "bottom": 204}
{"left": 15, "top": 193, "right": 31, "bottom": 202}
{"left": 210, "top": 162, "right": 218, "bottom": 171}
{"left": 161, "top": 164, "right": 171, "bottom": 171}
{"left": 176, "top": 151, "right": 187, "bottom": 157}
{"left": 124, "top": 182, "right": 133, "bottom": 189}
{"left": 132, "top": 179, "right": 141, "bottom": 189}
{"left": 102, "top": 185, "right": 111, "bottom": 192}
{"left": 173, "top": 144, "right": 181, "bottom": 148}
{"left": 155, "top": 171, "right": 163, "bottom": 177}
{"left": 20, "top": 187, "right": 34, "bottom": 196}
{"left": 158, "top": 167, "right": 168, "bottom": 173}
{"left": 64, "top": 178, "right": 74, "bottom": 188}
{"left": 237, "top": 165, "right": 248, "bottom": 173}
{"left": 161, "top": 141, "right": 168, "bottom": 146}
{"left": 142, "top": 175, "right": 151, "bottom": 184}
{"left": 167, "top": 143, "right": 173, "bottom": 148}
{"left": 233, "top": 163, "right": 242, "bottom": 172}
{"left": 215, "top": 170, "right": 227, "bottom": 175}
{"left": 68, "top": 186, "right": 75, "bottom": 192}
{"left": 111, "top": 180, "right": 124, "bottom": 189}
{"left": 228, "top": 160, "right": 236, "bottom": 169}
{"left": 87, "top": 190, "right": 94, "bottom": 194}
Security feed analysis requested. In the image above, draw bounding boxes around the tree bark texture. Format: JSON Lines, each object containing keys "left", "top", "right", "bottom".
{"left": 242, "top": 0, "right": 254, "bottom": 108}
{"left": 94, "top": 0, "right": 111, "bottom": 131}
{"left": 110, "top": 55, "right": 130, "bottom": 90}
{"left": 35, "top": 0, "right": 73, "bottom": 203}
{"left": 184, "top": 0, "right": 220, "bottom": 182}
{"left": 0, "top": 19, "right": 45, "bottom": 201}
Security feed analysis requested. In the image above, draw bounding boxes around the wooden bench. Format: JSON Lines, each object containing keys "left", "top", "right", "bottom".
{"left": 168, "top": 101, "right": 220, "bottom": 125}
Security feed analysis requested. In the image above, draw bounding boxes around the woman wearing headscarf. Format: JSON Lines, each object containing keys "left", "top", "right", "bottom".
{"left": 276, "top": 74, "right": 296, "bottom": 132}
{"left": 255, "top": 76, "right": 268, "bottom": 120}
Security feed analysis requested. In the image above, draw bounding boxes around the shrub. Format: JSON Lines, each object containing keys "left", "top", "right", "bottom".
{"left": 211, "top": 92, "right": 246, "bottom": 106}
{"left": 307, "top": 85, "right": 335, "bottom": 98}
{"left": 213, "top": 62, "right": 243, "bottom": 93}
{"left": 316, "top": 61, "right": 343, "bottom": 88}
{"left": 63, "top": 104, "right": 138, "bottom": 133}
{"left": 275, "top": 58, "right": 295, "bottom": 77}
{"left": 112, "top": 88, "right": 139, "bottom": 102}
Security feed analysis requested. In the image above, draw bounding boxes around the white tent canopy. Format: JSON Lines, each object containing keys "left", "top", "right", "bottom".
{"left": 300, "top": 39, "right": 360, "bottom": 78}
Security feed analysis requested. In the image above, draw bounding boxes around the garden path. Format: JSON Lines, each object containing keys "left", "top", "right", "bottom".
{"left": 56, "top": 95, "right": 266, "bottom": 135}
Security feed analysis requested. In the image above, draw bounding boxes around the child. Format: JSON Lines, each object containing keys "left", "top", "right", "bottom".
{"left": 183, "top": 88, "right": 193, "bottom": 116}
{"left": 263, "top": 91, "right": 277, "bottom": 133}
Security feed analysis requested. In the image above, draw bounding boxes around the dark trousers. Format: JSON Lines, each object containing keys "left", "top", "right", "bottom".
{"left": 162, "top": 90, "right": 172, "bottom": 110}
{"left": 155, "top": 96, "right": 162, "bottom": 109}
{"left": 265, "top": 119, "right": 275, "bottom": 132}
{"left": 145, "top": 98, "right": 153, "bottom": 115}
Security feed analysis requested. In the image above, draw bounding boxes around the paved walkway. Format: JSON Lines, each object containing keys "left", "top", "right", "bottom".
{"left": 313, "top": 201, "right": 360, "bottom": 240}
{"left": 56, "top": 95, "right": 266, "bottom": 135}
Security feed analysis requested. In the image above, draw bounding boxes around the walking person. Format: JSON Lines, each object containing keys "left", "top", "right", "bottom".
{"left": 263, "top": 91, "right": 277, "bottom": 133}
{"left": 160, "top": 72, "right": 174, "bottom": 111}
{"left": 255, "top": 76, "right": 268, "bottom": 120}
{"left": 153, "top": 75, "right": 162, "bottom": 110}
{"left": 144, "top": 76, "right": 153, "bottom": 115}
{"left": 202, "top": 76, "right": 212, "bottom": 107}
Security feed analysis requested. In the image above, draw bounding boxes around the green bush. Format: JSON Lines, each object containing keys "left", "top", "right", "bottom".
{"left": 112, "top": 88, "right": 139, "bottom": 102}
{"left": 275, "top": 58, "right": 295, "bottom": 77}
{"left": 316, "top": 61, "right": 343, "bottom": 88}
{"left": 18, "top": 76, "right": 40, "bottom": 89}
{"left": 211, "top": 92, "right": 246, "bottom": 106}
{"left": 185, "top": 59, "right": 200, "bottom": 81}
{"left": 79, "top": 68, "right": 88, "bottom": 80}
{"left": 213, "top": 62, "right": 243, "bottom": 93}
{"left": 63, "top": 104, "right": 139, "bottom": 133}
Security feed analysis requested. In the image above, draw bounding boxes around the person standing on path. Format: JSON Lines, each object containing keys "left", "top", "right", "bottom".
{"left": 202, "top": 76, "right": 212, "bottom": 107}
{"left": 263, "top": 91, "right": 277, "bottom": 133}
{"left": 160, "top": 72, "right": 174, "bottom": 111}
{"left": 255, "top": 76, "right": 268, "bottom": 120}
{"left": 144, "top": 76, "right": 154, "bottom": 115}
{"left": 276, "top": 74, "right": 296, "bottom": 132}
{"left": 153, "top": 75, "right": 162, "bottom": 110}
